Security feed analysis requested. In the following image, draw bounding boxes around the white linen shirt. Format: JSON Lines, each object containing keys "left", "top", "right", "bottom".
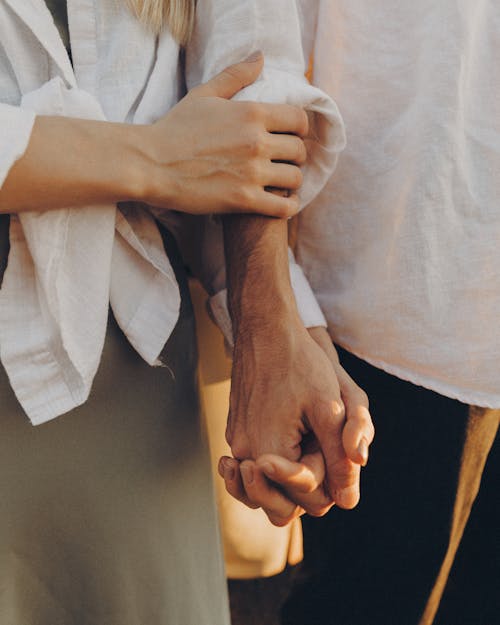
{"left": 0, "top": 0, "right": 344, "bottom": 425}
{"left": 297, "top": 0, "right": 500, "bottom": 408}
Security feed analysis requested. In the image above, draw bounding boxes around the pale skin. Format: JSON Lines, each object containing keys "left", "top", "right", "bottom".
{"left": 0, "top": 53, "right": 305, "bottom": 218}
{"left": 1, "top": 46, "right": 374, "bottom": 522}
{"left": 219, "top": 216, "right": 375, "bottom": 527}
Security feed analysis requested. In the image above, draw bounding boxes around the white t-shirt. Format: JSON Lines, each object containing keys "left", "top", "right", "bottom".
{"left": 297, "top": 0, "right": 500, "bottom": 407}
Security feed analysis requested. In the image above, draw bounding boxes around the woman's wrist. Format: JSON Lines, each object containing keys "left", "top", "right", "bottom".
{"left": 126, "top": 123, "right": 177, "bottom": 208}
{"left": 0, "top": 116, "right": 164, "bottom": 213}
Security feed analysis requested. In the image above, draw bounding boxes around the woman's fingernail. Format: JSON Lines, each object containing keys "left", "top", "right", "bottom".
{"left": 260, "top": 462, "right": 275, "bottom": 477}
{"left": 357, "top": 437, "right": 369, "bottom": 466}
{"left": 245, "top": 50, "right": 263, "bottom": 63}
{"left": 241, "top": 464, "right": 254, "bottom": 485}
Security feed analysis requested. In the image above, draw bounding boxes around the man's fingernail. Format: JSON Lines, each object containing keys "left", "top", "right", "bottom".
{"left": 225, "top": 465, "right": 235, "bottom": 481}
{"left": 241, "top": 464, "right": 254, "bottom": 485}
{"left": 244, "top": 50, "right": 262, "bottom": 63}
{"left": 261, "top": 462, "right": 275, "bottom": 477}
{"left": 357, "top": 437, "right": 369, "bottom": 466}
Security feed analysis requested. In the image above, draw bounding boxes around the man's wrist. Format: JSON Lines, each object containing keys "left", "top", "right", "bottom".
{"left": 223, "top": 214, "right": 301, "bottom": 334}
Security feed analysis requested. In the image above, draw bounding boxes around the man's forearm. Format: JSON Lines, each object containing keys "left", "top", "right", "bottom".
{"left": 223, "top": 215, "right": 301, "bottom": 335}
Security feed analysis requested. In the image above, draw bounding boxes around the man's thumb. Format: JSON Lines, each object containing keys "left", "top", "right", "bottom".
{"left": 191, "top": 51, "right": 264, "bottom": 99}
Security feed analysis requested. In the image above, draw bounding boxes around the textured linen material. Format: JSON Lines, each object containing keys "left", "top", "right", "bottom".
{"left": 186, "top": 0, "right": 346, "bottom": 209}
{"left": 0, "top": 76, "right": 180, "bottom": 425}
{"left": 0, "top": 0, "right": 341, "bottom": 424}
{"left": 296, "top": 0, "right": 500, "bottom": 407}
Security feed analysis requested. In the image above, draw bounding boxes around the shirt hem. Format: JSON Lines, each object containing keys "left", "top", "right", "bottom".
{"left": 336, "top": 341, "right": 500, "bottom": 410}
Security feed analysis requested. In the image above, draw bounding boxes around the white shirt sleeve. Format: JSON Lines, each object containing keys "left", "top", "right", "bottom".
{"left": 182, "top": 0, "right": 333, "bottom": 346}
{"left": 0, "top": 103, "right": 36, "bottom": 189}
{"left": 185, "top": 0, "right": 346, "bottom": 209}
{"left": 153, "top": 210, "right": 327, "bottom": 348}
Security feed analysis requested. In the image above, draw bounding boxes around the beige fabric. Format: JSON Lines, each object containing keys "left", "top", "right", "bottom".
{"left": 420, "top": 407, "right": 500, "bottom": 625}
{"left": 191, "top": 280, "right": 303, "bottom": 579}
{"left": 0, "top": 220, "right": 230, "bottom": 625}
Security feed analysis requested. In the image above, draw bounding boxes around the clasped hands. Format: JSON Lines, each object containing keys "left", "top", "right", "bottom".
{"left": 219, "top": 318, "right": 375, "bottom": 527}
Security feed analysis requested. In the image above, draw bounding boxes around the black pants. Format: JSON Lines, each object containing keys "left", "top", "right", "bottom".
{"left": 282, "top": 347, "right": 499, "bottom": 625}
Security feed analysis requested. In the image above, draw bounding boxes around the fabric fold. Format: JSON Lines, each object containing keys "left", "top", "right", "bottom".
{"left": 233, "top": 68, "right": 345, "bottom": 208}
{"left": 0, "top": 78, "right": 179, "bottom": 424}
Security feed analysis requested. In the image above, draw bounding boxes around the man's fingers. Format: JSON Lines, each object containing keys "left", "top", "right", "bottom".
{"left": 313, "top": 400, "right": 362, "bottom": 509}
{"left": 342, "top": 402, "right": 375, "bottom": 466}
{"left": 307, "top": 326, "right": 375, "bottom": 467}
{"left": 239, "top": 460, "right": 302, "bottom": 527}
{"left": 191, "top": 52, "right": 264, "bottom": 99}
{"left": 337, "top": 369, "right": 375, "bottom": 465}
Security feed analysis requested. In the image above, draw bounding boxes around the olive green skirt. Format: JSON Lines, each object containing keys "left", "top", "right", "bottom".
{"left": 0, "top": 219, "right": 229, "bottom": 625}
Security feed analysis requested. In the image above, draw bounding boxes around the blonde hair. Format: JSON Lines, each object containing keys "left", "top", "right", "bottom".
{"left": 128, "top": 0, "right": 196, "bottom": 44}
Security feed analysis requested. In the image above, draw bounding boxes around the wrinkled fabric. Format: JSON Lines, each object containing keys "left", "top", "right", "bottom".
{"left": 297, "top": 0, "right": 500, "bottom": 407}
{"left": 0, "top": 0, "right": 342, "bottom": 424}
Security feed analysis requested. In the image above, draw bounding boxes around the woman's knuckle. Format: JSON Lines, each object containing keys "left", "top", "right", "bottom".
{"left": 246, "top": 132, "right": 267, "bottom": 158}
{"left": 231, "top": 184, "right": 254, "bottom": 210}
{"left": 242, "top": 102, "right": 262, "bottom": 123}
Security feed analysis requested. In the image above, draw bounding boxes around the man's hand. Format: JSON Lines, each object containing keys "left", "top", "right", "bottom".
{"left": 220, "top": 321, "right": 374, "bottom": 526}
{"left": 142, "top": 52, "right": 307, "bottom": 217}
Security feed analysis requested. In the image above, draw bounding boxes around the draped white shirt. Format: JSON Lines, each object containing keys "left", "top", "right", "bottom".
{"left": 0, "top": 0, "right": 344, "bottom": 424}
{"left": 297, "top": 0, "right": 500, "bottom": 408}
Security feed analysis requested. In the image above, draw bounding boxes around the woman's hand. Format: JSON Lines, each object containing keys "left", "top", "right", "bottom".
{"left": 219, "top": 326, "right": 375, "bottom": 527}
{"left": 141, "top": 52, "right": 307, "bottom": 217}
{"left": 1, "top": 53, "right": 306, "bottom": 218}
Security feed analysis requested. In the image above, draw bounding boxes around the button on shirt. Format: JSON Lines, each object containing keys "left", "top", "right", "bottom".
{"left": 0, "top": 0, "right": 344, "bottom": 424}
{"left": 297, "top": 0, "right": 500, "bottom": 407}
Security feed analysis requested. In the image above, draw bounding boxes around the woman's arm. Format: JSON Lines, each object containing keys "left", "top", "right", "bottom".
{"left": 0, "top": 55, "right": 305, "bottom": 217}
{"left": 0, "top": 115, "right": 145, "bottom": 213}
